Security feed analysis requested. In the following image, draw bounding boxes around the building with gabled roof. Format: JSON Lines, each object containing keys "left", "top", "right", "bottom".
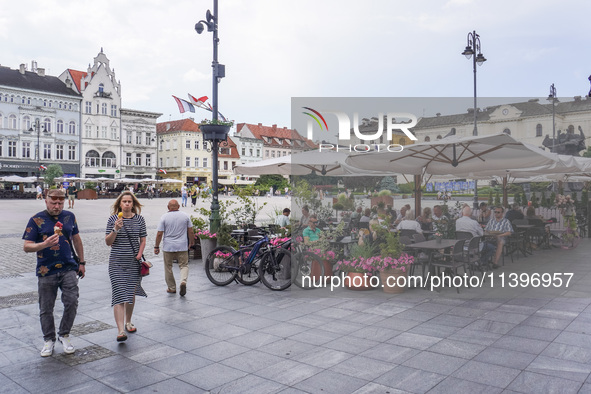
{"left": 236, "top": 123, "right": 315, "bottom": 160}
{"left": 0, "top": 62, "right": 82, "bottom": 178}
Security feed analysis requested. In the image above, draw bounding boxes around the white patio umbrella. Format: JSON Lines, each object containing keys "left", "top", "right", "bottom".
{"left": 234, "top": 150, "right": 393, "bottom": 177}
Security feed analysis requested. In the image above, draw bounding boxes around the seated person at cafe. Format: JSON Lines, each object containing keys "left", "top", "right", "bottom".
{"left": 350, "top": 206, "right": 363, "bottom": 221}
{"left": 525, "top": 206, "right": 544, "bottom": 221}
{"left": 298, "top": 205, "right": 310, "bottom": 230}
{"left": 396, "top": 210, "right": 423, "bottom": 234}
{"left": 394, "top": 206, "right": 407, "bottom": 226}
{"left": 478, "top": 202, "right": 492, "bottom": 225}
{"left": 505, "top": 203, "right": 524, "bottom": 222}
{"left": 303, "top": 214, "right": 322, "bottom": 244}
{"left": 275, "top": 208, "right": 291, "bottom": 228}
{"left": 432, "top": 205, "right": 447, "bottom": 222}
{"left": 416, "top": 207, "right": 433, "bottom": 231}
{"left": 359, "top": 208, "right": 372, "bottom": 223}
{"left": 484, "top": 206, "right": 513, "bottom": 268}
{"left": 455, "top": 206, "right": 483, "bottom": 238}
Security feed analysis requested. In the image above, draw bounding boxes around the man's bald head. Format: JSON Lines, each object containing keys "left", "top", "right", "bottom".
{"left": 462, "top": 206, "right": 472, "bottom": 217}
{"left": 168, "top": 199, "right": 180, "bottom": 211}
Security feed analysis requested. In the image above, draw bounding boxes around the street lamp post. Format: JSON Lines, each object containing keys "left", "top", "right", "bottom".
{"left": 548, "top": 83, "right": 557, "bottom": 152}
{"left": 462, "top": 30, "right": 486, "bottom": 210}
{"left": 196, "top": 0, "right": 228, "bottom": 233}
{"left": 29, "top": 118, "right": 47, "bottom": 182}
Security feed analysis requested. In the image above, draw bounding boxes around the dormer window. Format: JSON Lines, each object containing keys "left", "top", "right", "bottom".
{"left": 99, "top": 83, "right": 104, "bottom": 94}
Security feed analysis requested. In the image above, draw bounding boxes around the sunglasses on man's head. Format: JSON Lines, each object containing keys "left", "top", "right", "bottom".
{"left": 48, "top": 196, "right": 65, "bottom": 201}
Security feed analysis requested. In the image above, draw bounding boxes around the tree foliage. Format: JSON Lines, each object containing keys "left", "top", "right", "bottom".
{"left": 44, "top": 164, "right": 63, "bottom": 186}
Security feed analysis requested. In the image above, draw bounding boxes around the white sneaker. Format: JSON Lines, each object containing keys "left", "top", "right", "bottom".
{"left": 40, "top": 340, "right": 55, "bottom": 357}
{"left": 58, "top": 335, "right": 75, "bottom": 354}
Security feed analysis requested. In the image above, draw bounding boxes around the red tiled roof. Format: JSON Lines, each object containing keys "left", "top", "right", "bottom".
{"left": 236, "top": 122, "right": 318, "bottom": 149}
{"left": 220, "top": 136, "right": 240, "bottom": 158}
{"left": 157, "top": 119, "right": 201, "bottom": 134}
{"left": 67, "top": 69, "right": 87, "bottom": 92}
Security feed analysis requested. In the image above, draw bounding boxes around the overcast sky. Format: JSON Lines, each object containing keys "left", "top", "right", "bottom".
{"left": 2, "top": 0, "right": 590, "bottom": 129}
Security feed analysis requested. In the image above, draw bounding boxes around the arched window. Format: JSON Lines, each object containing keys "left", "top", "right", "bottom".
{"left": 536, "top": 124, "right": 542, "bottom": 137}
{"left": 44, "top": 118, "right": 51, "bottom": 132}
{"left": 436, "top": 135, "right": 442, "bottom": 140}
{"left": 99, "top": 83, "right": 104, "bottom": 93}
{"left": 56, "top": 120, "right": 64, "bottom": 133}
{"left": 68, "top": 121, "right": 76, "bottom": 135}
{"left": 101, "top": 103, "right": 107, "bottom": 115}
{"left": 424, "top": 136, "right": 431, "bottom": 142}
{"left": 102, "top": 151, "right": 117, "bottom": 167}
{"left": 23, "top": 116, "right": 31, "bottom": 131}
{"left": 503, "top": 128, "right": 511, "bottom": 135}
{"left": 9, "top": 114, "right": 17, "bottom": 129}
{"left": 85, "top": 150, "right": 100, "bottom": 167}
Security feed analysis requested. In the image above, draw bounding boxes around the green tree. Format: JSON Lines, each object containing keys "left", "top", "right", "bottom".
{"left": 494, "top": 191, "right": 501, "bottom": 207}
{"left": 254, "top": 174, "right": 288, "bottom": 192}
{"left": 378, "top": 176, "right": 399, "bottom": 193}
{"left": 540, "top": 191, "right": 548, "bottom": 208}
{"left": 488, "top": 190, "right": 493, "bottom": 205}
{"left": 342, "top": 176, "right": 383, "bottom": 192}
{"left": 531, "top": 191, "right": 538, "bottom": 208}
{"left": 550, "top": 191, "right": 557, "bottom": 207}
{"left": 44, "top": 164, "right": 63, "bottom": 187}
{"left": 514, "top": 192, "right": 521, "bottom": 207}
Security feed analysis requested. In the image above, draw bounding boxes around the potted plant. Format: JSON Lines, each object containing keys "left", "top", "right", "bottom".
{"left": 199, "top": 119, "right": 234, "bottom": 141}
{"left": 335, "top": 243, "right": 378, "bottom": 290}
{"left": 372, "top": 254, "right": 414, "bottom": 294}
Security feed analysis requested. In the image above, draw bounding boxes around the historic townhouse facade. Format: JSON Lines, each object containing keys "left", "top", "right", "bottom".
{"left": 59, "top": 49, "right": 160, "bottom": 179}
{"left": 0, "top": 63, "right": 82, "bottom": 177}
{"left": 235, "top": 123, "right": 315, "bottom": 160}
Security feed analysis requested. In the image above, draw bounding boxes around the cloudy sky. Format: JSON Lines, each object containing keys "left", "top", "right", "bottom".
{"left": 2, "top": 0, "right": 590, "bottom": 128}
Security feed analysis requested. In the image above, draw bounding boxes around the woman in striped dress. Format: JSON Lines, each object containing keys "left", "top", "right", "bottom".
{"left": 105, "top": 191, "right": 147, "bottom": 342}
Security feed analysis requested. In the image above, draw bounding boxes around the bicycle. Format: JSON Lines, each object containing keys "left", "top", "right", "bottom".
{"left": 204, "top": 232, "right": 267, "bottom": 286}
{"left": 290, "top": 240, "right": 326, "bottom": 290}
{"left": 259, "top": 238, "right": 293, "bottom": 291}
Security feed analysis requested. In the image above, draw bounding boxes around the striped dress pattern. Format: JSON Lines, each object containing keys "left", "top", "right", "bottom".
{"left": 106, "top": 214, "right": 148, "bottom": 306}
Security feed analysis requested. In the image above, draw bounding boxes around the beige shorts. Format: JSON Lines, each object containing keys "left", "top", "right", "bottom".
{"left": 68, "top": 194, "right": 75, "bottom": 201}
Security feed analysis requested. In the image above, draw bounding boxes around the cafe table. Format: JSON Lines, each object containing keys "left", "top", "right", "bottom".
{"left": 405, "top": 239, "right": 458, "bottom": 289}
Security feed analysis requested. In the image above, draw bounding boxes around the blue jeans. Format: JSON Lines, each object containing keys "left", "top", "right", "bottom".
{"left": 38, "top": 270, "right": 79, "bottom": 341}
{"left": 181, "top": 194, "right": 188, "bottom": 206}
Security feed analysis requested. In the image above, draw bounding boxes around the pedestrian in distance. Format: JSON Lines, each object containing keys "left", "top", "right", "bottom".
{"left": 67, "top": 183, "right": 77, "bottom": 209}
{"left": 36, "top": 184, "right": 43, "bottom": 200}
{"left": 105, "top": 191, "right": 147, "bottom": 342}
{"left": 23, "top": 188, "right": 86, "bottom": 357}
{"left": 181, "top": 184, "right": 189, "bottom": 207}
{"left": 154, "top": 199, "right": 195, "bottom": 296}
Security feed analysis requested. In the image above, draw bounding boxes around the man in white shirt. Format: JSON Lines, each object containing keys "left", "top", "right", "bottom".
{"left": 154, "top": 200, "right": 195, "bottom": 296}
{"left": 275, "top": 208, "right": 291, "bottom": 228}
{"left": 455, "top": 206, "right": 483, "bottom": 238}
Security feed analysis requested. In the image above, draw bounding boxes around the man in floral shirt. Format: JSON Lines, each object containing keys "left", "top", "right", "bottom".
{"left": 484, "top": 206, "right": 513, "bottom": 268}
{"left": 23, "top": 189, "right": 85, "bottom": 357}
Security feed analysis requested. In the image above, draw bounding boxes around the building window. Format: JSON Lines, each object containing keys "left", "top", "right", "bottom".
{"left": 111, "top": 104, "right": 117, "bottom": 117}
{"left": 68, "top": 146, "right": 76, "bottom": 160}
{"left": 23, "top": 116, "right": 31, "bottom": 131}
{"left": 271, "top": 151, "right": 275, "bottom": 158}
{"left": 43, "top": 143, "right": 51, "bottom": 159}
{"left": 102, "top": 151, "right": 116, "bottom": 167}
{"left": 424, "top": 136, "right": 431, "bottom": 142}
{"left": 85, "top": 125, "right": 92, "bottom": 138}
{"left": 0, "top": 140, "right": 2, "bottom": 156}
{"left": 56, "top": 120, "right": 64, "bottom": 133}
{"left": 223, "top": 161, "right": 228, "bottom": 170}
{"left": 166, "top": 157, "right": 170, "bottom": 167}
{"left": 203, "top": 158, "right": 208, "bottom": 168}
{"left": 159, "top": 157, "right": 163, "bottom": 167}
{"left": 450, "top": 128, "right": 456, "bottom": 135}
{"left": 249, "top": 148, "right": 253, "bottom": 156}
{"left": 266, "top": 150, "right": 269, "bottom": 157}
{"left": 111, "top": 127, "right": 117, "bottom": 140}
{"left": 69, "top": 121, "right": 76, "bottom": 135}
{"left": 85, "top": 101, "right": 92, "bottom": 114}
{"left": 9, "top": 115, "right": 17, "bottom": 129}
{"left": 126, "top": 153, "right": 132, "bottom": 165}
{"left": 146, "top": 133, "right": 151, "bottom": 145}
{"left": 102, "top": 126, "right": 107, "bottom": 138}
{"left": 145, "top": 154, "right": 151, "bottom": 167}
{"left": 536, "top": 124, "right": 542, "bottom": 137}
{"left": 203, "top": 142, "right": 207, "bottom": 150}
{"left": 194, "top": 140, "right": 200, "bottom": 150}
{"left": 242, "top": 147, "right": 246, "bottom": 156}
{"left": 99, "top": 83, "right": 104, "bottom": 94}
{"left": 186, "top": 140, "right": 191, "bottom": 149}
{"left": 136, "top": 134, "right": 142, "bottom": 145}
{"left": 86, "top": 150, "right": 100, "bottom": 166}
{"left": 436, "top": 135, "right": 442, "bottom": 140}
{"left": 135, "top": 154, "right": 142, "bottom": 166}
{"left": 256, "top": 149, "right": 260, "bottom": 157}
{"left": 101, "top": 103, "right": 107, "bottom": 115}
{"left": 126, "top": 131, "right": 132, "bottom": 144}
{"left": 44, "top": 118, "right": 51, "bottom": 132}
{"left": 186, "top": 157, "right": 191, "bottom": 167}
{"left": 8, "top": 141, "right": 17, "bottom": 157}
{"left": 194, "top": 157, "right": 199, "bottom": 167}
{"left": 22, "top": 142, "right": 31, "bottom": 158}
{"left": 173, "top": 157, "right": 177, "bottom": 167}
{"left": 232, "top": 161, "right": 236, "bottom": 169}
{"left": 56, "top": 144, "right": 64, "bottom": 160}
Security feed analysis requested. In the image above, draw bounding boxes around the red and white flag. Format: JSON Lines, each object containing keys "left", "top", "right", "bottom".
{"left": 172, "top": 95, "right": 195, "bottom": 113}
{"left": 188, "top": 94, "right": 209, "bottom": 108}
{"left": 158, "top": 169, "right": 167, "bottom": 174}
{"left": 39, "top": 165, "right": 47, "bottom": 170}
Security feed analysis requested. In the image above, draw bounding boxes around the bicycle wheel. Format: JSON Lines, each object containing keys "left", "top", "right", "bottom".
{"left": 204, "top": 245, "right": 238, "bottom": 286}
{"left": 292, "top": 251, "right": 323, "bottom": 289}
{"left": 235, "top": 246, "right": 262, "bottom": 285}
{"left": 260, "top": 248, "right": 292, "bottom": 291}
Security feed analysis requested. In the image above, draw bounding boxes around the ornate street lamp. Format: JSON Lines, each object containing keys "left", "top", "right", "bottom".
{"left": 29, "top": 118, "right": 48, "bottom": 182}
{"left": 195, "top": 0, "right": 228, "bottom": 233}
{"left": 462, "top": 30, "right": 486, "bottom": 209}
{"left": 548, "top": 83, "right": 557, "bottom": 152}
